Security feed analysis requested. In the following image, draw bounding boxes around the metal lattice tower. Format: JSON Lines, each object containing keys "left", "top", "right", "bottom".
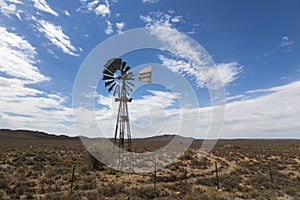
{"left": 102, "top": 58, "right": 152, "bottom": 171}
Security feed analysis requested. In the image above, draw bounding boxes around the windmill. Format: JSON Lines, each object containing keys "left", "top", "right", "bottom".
{"left": 102, "top": 58, "right": 152, "bottom": 171}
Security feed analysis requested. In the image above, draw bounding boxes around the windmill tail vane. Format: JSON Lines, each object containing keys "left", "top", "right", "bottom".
{"left": 102, "top": 58, "right": 152, "bottom": 171}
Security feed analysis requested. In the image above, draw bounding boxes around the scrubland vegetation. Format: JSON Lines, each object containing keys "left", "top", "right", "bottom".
{"left": 0, "top": 130, "right": 299, "bottom": 199}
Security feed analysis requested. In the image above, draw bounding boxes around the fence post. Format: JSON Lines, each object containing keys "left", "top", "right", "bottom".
{"left": 268, "top": 162, "right": 273, "bottom": 183}
{"left": 215, "top": 161, "right": 220, "bottom": 190}
{"left": 153, "top": 160, "right": 157, "bottom": 190}
{"left": 70, "top": 165, "right": 75, "bottom": 195}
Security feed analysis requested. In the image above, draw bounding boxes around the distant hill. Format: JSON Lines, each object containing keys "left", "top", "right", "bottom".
{"left": 1, "top": 129, "right": 299, "bottom": 149}
{"left": 133, "top": 134, "right": 194, "bottom": 141}
{"left": 0, "top": 129, "right": 81, "bottom": 147}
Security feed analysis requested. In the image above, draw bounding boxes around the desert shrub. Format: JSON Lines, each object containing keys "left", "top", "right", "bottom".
{"left": 97, "top": 183, "right": 124, "bottom": 197}
{"left": 0, "top": 190, "right": 4, "bottom": 197}
{"left": 195, "top": 176, "right": 216, "bottom": 187}
{"left": 89, "top": 153, "right": 105, "bottom": 171}
{"left": 174, "top": 181, "right": 192, "bottom": 196}
{"left": 157, "top": 173, "right": 178, "bottom": 182}
{"left": 241, "top": 190, "right": 261, "bottom": 199}
{"left": 106, "top": 167, "right": 117, "bottom": 175}
{"left": 131, "top": 186, "right": 161, "bottom": 200}
{"left": 219, "top": 174, "right": 243, "bottom": 192}
{"left": 179, "top": 150, "right": 194, "bottom": 161}
{"left": 285, "top": 187, "right": 298, "bottom": 197}
{"left": 247, "top": 173, "right": 273, "bottom": 189}
{"left": 25, "top": 192, "right": 34, "bottom": 199}
{"left": 44, "top": 192, "right": 69, "bottom": 200}
{"left": 80, "top": 166, "right": 89, "bottom": 174}
{"left": 34, "top": 154, "right": 47, "bottom": 162}
{"left": 9, "top": 193, "right": 21, "bottom": 200}
{"left": 167, "top": 163, "right": 180, "bottom": 171}
{"left": 0, "top": 173, "right": 8, "bottom": 189}
{"left": 190, "top": 157, "right": 210, "bottom": 170}
{"left": 181, "top": 188, "right": 209, "bottom": 200}
{"left": 84, "top": 191, "right": 100, "bottom": 200}
{"left": 224, "top": 153, "right": 236, "bottom": 162}
{"left": 230, "top": 166, "right": 250, "bottom": 176}
{"left": 81, "top": 176, "right": 97, "bottom": 190}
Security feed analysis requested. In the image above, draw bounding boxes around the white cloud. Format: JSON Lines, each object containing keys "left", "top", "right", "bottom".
{"left": 158, "top": 55, "right": 242, "bottom": 87}
{"left": 32, "top": 0, "right": 58, "bottom": 16}
{"left": 0, "top": 0, "right": 23, "bottom": 20}
{"left": 0, "top": 76, "right": 43, "bottom": 98}
{"left": 36, "top": 20, "right": 78, "bottom": 56}
{"left": 64, "top": 10, "right": 70, "bottom": 16}
{"left": 0, "top": 26, "right": 49, "bottom": 83}
{"left": 104, "top": 20, "right": 113, "bottom": 34}
{"left": 95, "top": 90, "right": 181, "bottom": 138}
{"left": 86, "top": 0, "right": 99, "bottom": 11}
{"left": 215, "top": 62, "right": 243, "bottom": 85}
{"left": 141, "top": 13, "right": 242, "bottom": 87}
{"left": 94, "top": 0, "right": 110, "bottom": 16}
{"left": 0, "top": 27, "right": 77, "bottom": 136}
{"left": 7, "top": 0, "right": 22, "bottom": 3}
{"left": 78, "top": 0, "right": 110, "bottom": 17}
{"left": 95, "top": 81, "right": 300, "bottom": 139}
{"left": 281, "top": 35, "right": 294, "bottom": 52}
{"left": 140, "top": 15, "right": 152, "bottom": 23}
{"left": 142, "top": 0, "right": 159, "bottom": 3}
{"left": 116, "top": 22, "right": 125, "bottom": 34}
{"left": 221, "top": 81, "right": 300, "bottom": 138}
{"left": 170, "top": 16, "right": 181, "bottom": 23}
{"left": 0, "top": 94, "right": 76, "bottom": 135}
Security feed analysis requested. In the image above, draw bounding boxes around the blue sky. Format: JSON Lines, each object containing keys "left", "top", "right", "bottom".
{"left": 0, "top": 0, "right": 299, "bottom": 138}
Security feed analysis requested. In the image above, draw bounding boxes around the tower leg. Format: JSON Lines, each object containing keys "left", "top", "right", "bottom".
{"left": 112, "top": 98, "right": 134, "bottom": 172}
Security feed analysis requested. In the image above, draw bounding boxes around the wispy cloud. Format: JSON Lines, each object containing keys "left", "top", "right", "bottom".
{"left": 142, "top": 0, "right": 160, "bottom": 3}
{"left": 0, "top": 26, "right": 49, "bottom": 83}
{"left": 0, "top": 0, "right": 23, "bottom": 20}
{"left": 94, "top": 0, "right": 110, "bottom": 16}
{"left": 116, "top": 22, "right": 125, "bottom": 34}
{"left": 0, "top": 27, "right": 76, "bottom": 136}
{"left": 141, "top": 12, "right": 243, "bottom": 87}
{"left": 216, "top": 62, "right": 243, "bottom": 85}
{"left": 281, "top": 35, "right": 294, "bottom": 52}
{"left": 78, "top": 0, "right": 110, "bottom": 17}
{"left": 221, "top": 80, "right": 300, "bottom": 138}
{"left": 104, "top": 20, "right": 113, "bottom": 34}
{"left": 32, "top": 0, "right": 58, "bottom": 17}
{"left": 64, "top": 10, "right": 70, "bottom": 17}
{"left": 36, "top": 20, "right": 78, "bottom": 56}
{"left": 95, "top": 90, "right": 181, "bottom": 138}
{"left": 95, "top": 81, "right": 300, "bottom": 139}
{"left": 158, "top": 56, "right": 242, "bottom": 86}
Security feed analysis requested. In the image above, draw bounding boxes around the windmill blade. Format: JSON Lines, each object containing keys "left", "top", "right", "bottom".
{"left": 109, "top": 58, "right": 122, "bottom": 72}
{"left": 125, "top": 83, "right": 133, "bottom": 92}
{"left": 121, "top": 61, "right": 127, "bottom": 71}
{"left": 108, "top": 82, "right": 116, "bottom": 92}
{"left": 105, "top": 80, "right": 115, "bottom": 87}
{"left": 104, "top": 58, "right": 117, "bottom": 73}
{"left": 124, "top": 66, "right": 131, "bottom": 74}
{"left": 139, "top": 65, "right": 152, "bottom": 83}
{"left": 102, "top": 71, "right": 114, "bottom": 78}
{"left": 103, "top": 68, "right": 114, "bottom": 76}
{"left": 104, "top": 58, "right": 117, "bottom": 68}
{"left": 126, "top": 81, "right": 134, "bottom": 87}
{"left": 103, "top": 75, "right": 114, "bottom": 80}
{"left": 104, "top": 58, "right": 122, "bottom": 74}
{"left": 125, "top": 89, "right": 130, "bottom": 97}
